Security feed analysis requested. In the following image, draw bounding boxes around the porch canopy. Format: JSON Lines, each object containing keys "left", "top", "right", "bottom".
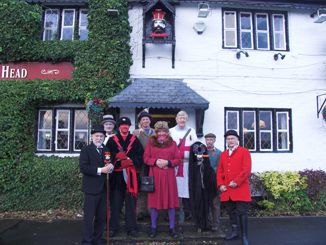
{"left": 109, "top": 79, "right": 209, "bottom": 137}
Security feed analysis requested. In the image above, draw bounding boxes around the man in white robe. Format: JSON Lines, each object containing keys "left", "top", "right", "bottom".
{"left": 170, "top": 111, "right": 197, "bottom": 226}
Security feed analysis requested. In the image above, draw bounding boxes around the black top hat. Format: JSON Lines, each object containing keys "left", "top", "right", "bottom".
{"left": 137, "top": 109, "right": 151, "bottom": 122}
{"left": 91, "top": 125, "right": 106, "bottom": 135}
{"left": 116, "top": 117, "right": 131, "bottom": 127}
{"left": 224, "top": 130, "right": 240, "bottom": 139}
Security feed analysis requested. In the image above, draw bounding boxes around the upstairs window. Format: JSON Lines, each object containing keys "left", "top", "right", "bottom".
{"left": 225, "top": 108, "right": 292, "bottom": 152}
{"left": 223, "top": 9, "right": 288, "bottom": 51}
{"left": 43, "top": 8, "right": 88, "bottom": 41}
{"left": 37, "top": 107, "right": 89, "bottom": 153}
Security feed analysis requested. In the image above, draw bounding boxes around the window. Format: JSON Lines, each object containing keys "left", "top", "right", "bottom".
{"left": 79, "top": 9, "right": 89, "bottom": 41}
{"left": 36, "top": 107, "right": 89, "bottom": 153}
{"left": 42, "top": 8, "right": 88, "bottom": 41}
{"left": 225, "top": 108, "right": 292, "bottom": 152}
{"left": 43, "top": 9, "right": 59, "bottom": 41}
{"left": 61, "top": 9, "right": 75, "bottom": 40}
{"left": 223, "top": 9, "right": 288, "bottom": 51}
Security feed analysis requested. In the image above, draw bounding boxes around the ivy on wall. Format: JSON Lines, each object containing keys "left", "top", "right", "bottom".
{"left": 0, "top": 0, "right": 131, "bottom": 211}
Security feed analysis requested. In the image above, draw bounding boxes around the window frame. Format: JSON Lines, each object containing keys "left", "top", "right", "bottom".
{"left": 43, "top": 9, "right": 59, "bottom": 41}
{"left": 42, "top": 7, "right": 88, "bottom": 41}
{"left": 222, "top": 8, "right": 289, "bottom": 51}
{"left": 36, "top": 107, "right": 89, "bottom": 154}
{"left": 79, "top": 9, "right": 89, "bottom": 41}
{"left": 60, "top": 9, "right": 76, "bottom": 41}
{"left": 224, "top": 107, "right": 293, "bottom": 153}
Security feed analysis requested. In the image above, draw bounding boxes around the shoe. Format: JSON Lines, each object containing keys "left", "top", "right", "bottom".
{"left": 127, "top": 230, "right": 138, "bottom": 237}
{"left": 109, "top": 230, "right": 116, "bottom": 238}
{"left": 169, "top": 228, "right": 178, "bottom": 239}
{"left": 215, "top": 227, "right": 226, "bottom": 239}
{"left": 149, "top": 228, "right": 157, "bottom": 238}
{"left": 225, "top": 225, "right": 239, "bottom": 240}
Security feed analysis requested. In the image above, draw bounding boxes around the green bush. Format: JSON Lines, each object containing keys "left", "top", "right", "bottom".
{"left": 257, "top": 171, "right": 313, "bottom": 214}
{"left": 0, "top": 157, "right": 82, "bottom": 211}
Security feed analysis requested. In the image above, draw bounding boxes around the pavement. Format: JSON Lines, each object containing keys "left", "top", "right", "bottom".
{"left": 0, "top": 216, "right": 326, "bottom": 245}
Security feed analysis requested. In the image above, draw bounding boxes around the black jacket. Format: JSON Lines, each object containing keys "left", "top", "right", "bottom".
{"left": 79, "top": 142, "right": 109, "bottom": 194}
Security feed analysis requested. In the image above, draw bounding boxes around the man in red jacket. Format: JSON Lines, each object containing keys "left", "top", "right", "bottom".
{"left": 216, "top": 130, "right": 251, "bottom": 245}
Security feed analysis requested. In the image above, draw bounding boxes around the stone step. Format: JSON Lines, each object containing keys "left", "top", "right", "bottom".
{"left": 107, "top": 220, "right": 229, "bottom": 244}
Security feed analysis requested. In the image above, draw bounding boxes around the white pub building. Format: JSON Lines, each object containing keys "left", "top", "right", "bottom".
{"left": 25, "top": 0, "right": 326, "bottom": 172}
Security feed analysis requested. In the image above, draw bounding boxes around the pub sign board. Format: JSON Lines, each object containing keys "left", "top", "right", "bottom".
{"left": 0, "top": 62, "right": 74, "bottom": 80}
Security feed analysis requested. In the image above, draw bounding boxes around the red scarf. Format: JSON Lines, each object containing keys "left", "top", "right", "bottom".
{"left": 112, "top": 134, "right": 138, "bottom": 197}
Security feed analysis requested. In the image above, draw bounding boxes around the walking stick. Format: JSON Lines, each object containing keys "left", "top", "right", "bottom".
{"left": 106, "top": 172, "right": 110, "bottom": 245}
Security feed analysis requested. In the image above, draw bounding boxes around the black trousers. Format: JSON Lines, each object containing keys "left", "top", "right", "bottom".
{"left": 82, "top": 190, "right": 107, "bottom": 245}
{"left": 225, "top": 200, "right": 250, "bottom": 225}
{"left": 110, "top": 189, "right": 137, "bottom": 233}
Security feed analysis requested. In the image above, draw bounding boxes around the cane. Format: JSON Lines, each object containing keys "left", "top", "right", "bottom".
{"left": 106, "top": 172, "right": 110, "bottom": 245}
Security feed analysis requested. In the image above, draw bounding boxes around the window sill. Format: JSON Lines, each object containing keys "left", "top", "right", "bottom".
{"left": 35, "top": 153, "right": 80, "bottom": 158}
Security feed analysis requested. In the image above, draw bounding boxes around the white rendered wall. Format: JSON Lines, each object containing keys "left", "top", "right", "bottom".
{"left": 128, "top": 4, "right": 326, "bottom": 172}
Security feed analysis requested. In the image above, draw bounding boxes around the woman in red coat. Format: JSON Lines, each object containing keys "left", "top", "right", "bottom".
{"left": 143, "top": 121, "right": 181, "bottom": 238}
{"left": 217, "top": 130, "right": 251, "bottom": 245}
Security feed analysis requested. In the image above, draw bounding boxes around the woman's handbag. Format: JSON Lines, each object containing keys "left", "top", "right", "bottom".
{"left": 141, "top": 167, "right": 154, "bottom": 193}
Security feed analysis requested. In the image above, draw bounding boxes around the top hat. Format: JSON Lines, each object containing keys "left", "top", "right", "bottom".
{"left": 224, "top": 130, "right": 240, "bottom": 139}
{"left": 91, "top": 125, "right": 106, "bottom": 135}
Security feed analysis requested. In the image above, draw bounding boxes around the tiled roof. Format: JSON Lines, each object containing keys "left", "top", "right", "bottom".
{"left": 109, "top": 79, "right": 209, "bottom": 110}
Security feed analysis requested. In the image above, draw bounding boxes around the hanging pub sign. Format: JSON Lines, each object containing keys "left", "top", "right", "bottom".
{"left": 0, "top": 62, "right": 74, "bottom": 80}
{"left": 150, "top": 9, "right": 168, "bottom": 38}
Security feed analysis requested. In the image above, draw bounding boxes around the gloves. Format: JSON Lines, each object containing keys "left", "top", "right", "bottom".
{"left": 116, "top": 151, "right": 128, "bottom": 161}
{"left": 121, "top": 158, "right": 133, "bottom": 168}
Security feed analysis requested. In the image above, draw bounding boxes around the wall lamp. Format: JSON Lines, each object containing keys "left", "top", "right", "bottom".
{"left": 236, "top": 50, "right": 249, "bottom": 59}
{"left": 274, "top": 53, "right": 286, "bottom": 61}
{"left": 107, "top": 8, "right": 119, "bottom": 16}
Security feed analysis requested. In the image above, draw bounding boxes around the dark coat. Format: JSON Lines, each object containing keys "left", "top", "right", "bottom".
{"left": 189, "top": 141, "right": 217, "bottom": 230}
{"left": 107, "top": 132, "right": 144, "bottom": 191}
{"left": 79, "top": 142, "right": 109, "bottom": 194}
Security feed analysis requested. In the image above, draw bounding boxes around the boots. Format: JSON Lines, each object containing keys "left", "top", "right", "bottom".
{"left": 240, "top": 214, "right": 249, "bottom": 245}
{"left": 225, "top": 224, "right": 239, "bottom": 240}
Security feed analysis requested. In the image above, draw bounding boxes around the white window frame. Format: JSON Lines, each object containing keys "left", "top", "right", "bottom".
{"left": 239, "top": 12, "right": 253, "bottom": 49}
{"left": 55, "top": 110, "right": 70, "bottom": 151}
{"left": 276, "top": 111, "right": 290, "bottom": 151}
{"left": 226, "top": 110, "right": 239, "bottom": 132}
{"left": 79, "top": 9, "right": 89, "bottom": 41}
{"left": 272, "top": 14, "right": 286, "bottom": 50}
{"left": 223, "top": 11, "right": 237, "bottom": 48}
{"left": 61, "top": 9, "right": 76, "bottom": 40}
{"left": 255, "top": 13, "right": 270, "bottom": 50}
{"left": 43, "top": 9, "right": 59, "bottom": 41}
{"left": 259, "top": 111, "right": 273, "bottom": 152}
{"left": 243, "top": 110, "right": 256, "bottom": 151}
{"left": 73, "top": 110, "right": 89, "bottom": 152}
{"left": 37, "top": 109, "right": 52, "bottom": 151}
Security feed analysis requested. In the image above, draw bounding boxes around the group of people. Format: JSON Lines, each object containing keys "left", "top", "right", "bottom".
{"left": 79, "top": 109, "right": 252, "bottom": 245}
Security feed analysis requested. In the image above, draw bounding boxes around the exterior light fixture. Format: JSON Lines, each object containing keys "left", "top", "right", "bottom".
{"left": 314, "top": 8, "right": 326, "bottom": 23}
{"left": 198, "top": 2, "right": 210, "bottom": 18}
{"left": 193, "top": 21, "right": 206, "bottom": 34}
{"left": 107, "top": 8, "right": 119, "bottom": 16}
{"left": 274, "top": 53, "right": 286, "bottom": 61}
{"left": 236, "top": 50, "right": 249, "bottom": 59}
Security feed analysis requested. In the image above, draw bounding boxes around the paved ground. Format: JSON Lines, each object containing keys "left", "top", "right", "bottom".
{"left": 0, "top": 217, "right": 326, "bottom": 245}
